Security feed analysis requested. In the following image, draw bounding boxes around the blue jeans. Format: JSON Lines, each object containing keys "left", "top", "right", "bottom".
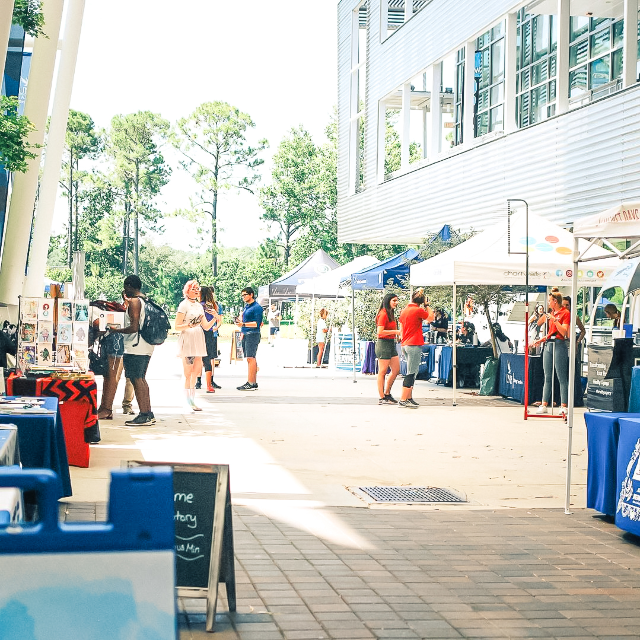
{"left": 542, "top": 340, "right": 569, "bottom": 406}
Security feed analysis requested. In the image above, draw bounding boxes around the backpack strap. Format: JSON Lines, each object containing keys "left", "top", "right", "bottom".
{"left": 129, "top": 294, "right": 146, "bottom": 348}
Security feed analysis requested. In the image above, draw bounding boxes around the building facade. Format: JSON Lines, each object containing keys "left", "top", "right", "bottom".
{"left": 337, "top": 0, "right": 640, "bottom": 244}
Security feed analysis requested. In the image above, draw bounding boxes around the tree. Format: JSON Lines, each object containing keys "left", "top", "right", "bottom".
{"left": 58, "top": 109, "right": 101, "bottom": 265}
{"left": 106, "top": 111, "right": 171, "bottom": 274}
{"left": 12, "top": 0, "right": 45, "bottom": 38}
{"left": 0, "top": 96, "right": 38, "bottom": 172}
{"left": 171, "top": 101, "right": 267, "bottom": 277}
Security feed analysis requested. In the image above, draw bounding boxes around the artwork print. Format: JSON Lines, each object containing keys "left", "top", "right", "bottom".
{"left": 74, "top": 301, "right": 89, "bottom": 322}
{"left": 20, "top": 323, "right": 36, "bottom": 343}
{"left": 58, "top": 300, "right": 73, "bottom": 322}
{"left": 73, "top": 323, "right": 89, "bottom": 344}
{"left": 37, "top": 344, "right": 53, "bottom": 365}
{"left": 73, "top": 346, "right": 89, "bottom": 370}
{"left": 57, "top": 323, "right": 73, "bottom": 345}
{"left": 21, "top": 298, "right": 38, "bottom": 319}
{"left": 56, "top": 344, "right": 71, "bottom": 364}
{"left": 38, "top": 299, "right": 52, "bottom": 320}
{"left": 21, "top": 345, "right": 36, "bottom": 365}
{"left": 37, "top": 321, "right": 53, "bottom": 344}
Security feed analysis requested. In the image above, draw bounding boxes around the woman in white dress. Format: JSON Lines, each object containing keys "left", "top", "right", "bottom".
{"left": 175, "top": 280, "right": 215, "bottom": 411}
{"left": 316, "top": 308, "right": 328, "bottom": 367}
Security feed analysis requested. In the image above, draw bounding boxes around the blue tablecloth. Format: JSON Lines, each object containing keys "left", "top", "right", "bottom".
{"left": 0, "top": 427, "right": 19, "bottom": 466}
{"left": 584, "top": 413, "right": 640, "bottom": 516}
{"left": 616, "top": 417, "right": 640, "bottom": 535}
{"left": 399, "top": 344, "right": 439, "bottom": 379}
{"left": 629, "top": 366, "right": 640, "bottom": 413}
{"left": 0, "top": 397, "right": 71, "bottom": 498}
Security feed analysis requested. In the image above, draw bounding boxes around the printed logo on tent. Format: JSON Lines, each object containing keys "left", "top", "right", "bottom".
{"left": 315, "top": 264, "right": 332, "bottom": 275}
{"left": 566, "top": 270, "right": 573, "bottom": 278}
{"left": 587, "top": 270, "right": 594, "bottom": 277}
{"left": 519, "top": 235, "right": 571, "bottom": 255}
{"left": 597, "top": 271, "right": 605, "bottom": 278}
{"left": 556, "top": 270, "right": 563, "bottom": 277}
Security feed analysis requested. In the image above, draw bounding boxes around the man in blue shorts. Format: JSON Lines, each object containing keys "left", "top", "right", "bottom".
{"left": 235, "top": 287, "right": 263, "bottom": 391}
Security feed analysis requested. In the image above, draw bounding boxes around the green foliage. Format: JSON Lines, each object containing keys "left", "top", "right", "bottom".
{"left": 171, "top": 101, "right": 267, "bottom": 276}
{"left": 0, "top": 96, "right": 38, "bottom": 173}
{"left": 384, "top": 110, "right": 421, "bottom": 176}
{"left": 12, "top": 0, "right": 45, "bottom": 38}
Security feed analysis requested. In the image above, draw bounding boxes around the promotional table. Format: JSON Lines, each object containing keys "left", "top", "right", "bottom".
{"left": 6, "top": 373, "right": 99, "bottom": 467}
{"left": 584, "top": 412, "right": 640, "bottom": 516}
{"left": 0, "top": 397, "right": 71, "bottom": 498}
{"left": 0, "top": 427, "right": 19, "bottom": 467}
{"left": 615, "top": 417, "right": 640, "bottom": 535}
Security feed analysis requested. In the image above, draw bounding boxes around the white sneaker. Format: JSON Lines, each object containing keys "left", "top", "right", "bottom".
{"left": 560, "top": 407, "right": 567, "bottom": 417}
{"left": 536, "top": 405, "right": 548, "bottom": 414}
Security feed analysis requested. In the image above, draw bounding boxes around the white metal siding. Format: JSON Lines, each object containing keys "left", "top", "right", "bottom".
{"left": 337, "top": 0, "right": 640, "bottom": 244}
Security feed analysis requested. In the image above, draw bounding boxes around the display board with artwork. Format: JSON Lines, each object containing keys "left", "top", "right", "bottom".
{"left": 17, "top": 297, "right": 90, "bottom": 372}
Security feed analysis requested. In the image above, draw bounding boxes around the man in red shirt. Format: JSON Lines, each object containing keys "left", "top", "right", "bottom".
{"left": 398, "top": 289, "right": 434, "bottom": 408}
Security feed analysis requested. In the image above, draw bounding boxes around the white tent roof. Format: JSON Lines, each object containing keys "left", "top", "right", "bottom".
{"left": 295, "top": 256, "right": 379, "bottom": 297}
{"left": 573, "top": 202, "right": 640, "bottom": 239}
{"left": 410, "top": 211, "right": 618, "bottom": 287}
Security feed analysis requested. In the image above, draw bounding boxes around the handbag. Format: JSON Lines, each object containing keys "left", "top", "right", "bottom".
{"left": 88, "top": 337, "right": 109, "bottom": 376}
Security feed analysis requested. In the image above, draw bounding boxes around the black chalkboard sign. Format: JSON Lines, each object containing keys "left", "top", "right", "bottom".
{"left": 126, "top": 462, "right": 236, "bottom": 632}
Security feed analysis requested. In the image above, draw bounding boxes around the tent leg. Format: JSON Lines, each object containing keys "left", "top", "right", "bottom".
{"left": 452, "top": 283, "right": 457, "bottom": 406}
{"left": 352, "top": 289, "right": 357, "bottom": 383}
{"left": 311, "top": 293, "right": 315, "bottom": 366}
{"left": 565, "top": 238, "right": 579, "bottom": 515}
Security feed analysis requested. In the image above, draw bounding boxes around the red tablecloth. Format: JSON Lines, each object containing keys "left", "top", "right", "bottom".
{"left": 6, "top": 373, "right": 98, "bottom": 468}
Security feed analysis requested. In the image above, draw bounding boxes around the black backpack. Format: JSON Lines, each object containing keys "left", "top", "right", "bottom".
{"left": 136, "top": 297, "right": 171, "bottom": 346}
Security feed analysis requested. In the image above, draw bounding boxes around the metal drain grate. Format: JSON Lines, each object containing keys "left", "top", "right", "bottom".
{"left": 358, "top": 486, "right": 466, "bottom": 503}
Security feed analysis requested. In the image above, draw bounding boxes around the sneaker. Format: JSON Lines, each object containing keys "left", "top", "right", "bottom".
{"left": 125, "top": 412, "right": 156, "bottom": 426}
{"left": 408, "top": 398, "right": 419, "bottom": 407}
{"left": 398, "top": 400, "right": 418, "bottom": 409}
{"left": 237, "top": 382, "right": 257, "bottom": 391}
{"left": 122, "top": 406, "right": 135, "bottom": 415}
{"left": 212, "top": 381, "right": 221, "bottom": 389}
{"left": 251, "top": 383, "right": 258, "bottom": 390}
{"left": 195, "top": 378, "right": 202, "bottom": 390}
{"left": 560, "top": 406, "right": 568, "bottom": 417}
{"left": 206, "top": 386, "right": 215, "bottom": 393}
{"left": 536, "top": 405, "right": 548, "bottom": 415}
{"left": 384, "top": 394, "right": 398, "bottom": 404}
{"left": 378, "top": 397, "right": 387, "bottom": 405}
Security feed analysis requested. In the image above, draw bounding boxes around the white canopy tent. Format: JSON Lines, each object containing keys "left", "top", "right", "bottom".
{"left": 410, "top": 211, "right": 619, "bottom": 406}
{"left": 564, "top": 204, "right": 640, "bottom": 514}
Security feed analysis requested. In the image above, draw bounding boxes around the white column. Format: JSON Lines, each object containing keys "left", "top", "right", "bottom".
{"left": 623, "top": 0, "right": 639, "bottom": 88}
{"left": 0, "top": 0, "right": 15, "bottom": 83}
{"left": 556, "top": 0, "right": 570, "bottom": 113}
{"left": 0, "top": 0, "right": 64, "bottom": 306}
{"left": 429, "top": 62, "right": 442, "bottom": 157}
{"left": 377, "top": 101, "right": 386, "bottom": 182}
{"left": 504, "top": 12, "right": 518, "bottom": 133}
{"left": 24, "top": 0, "right": 85, "bottom": 298}
{"left": 463, "top": 40, "right": 476, "bottom": 143}
{"left": 404, "top": 0, "right": 413, "bottom": 22}
{"left": 380, "top": 0, "right": 388, "bottom": 41}
{"left": 401, "top": 82, "right": 411, "bottom": 169}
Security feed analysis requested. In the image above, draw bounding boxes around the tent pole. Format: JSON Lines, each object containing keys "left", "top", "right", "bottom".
{"left": 352, "top": 288, "right": 357, "bottom": 383}
{"left": 524, "top": 203, "right": 530, "bottom": 419}
{"left": 453, "top": 282, "right": 457, "bottom": 406}
{"left": 311, "top": 292, "right": 315, "bottom": 366}
{"left": 565, "top": 237, "right": 579, "bottom": 515}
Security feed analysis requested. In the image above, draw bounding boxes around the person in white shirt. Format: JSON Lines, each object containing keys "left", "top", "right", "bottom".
{"left": 316, "top": 309, "right": 328, "bottom": 367}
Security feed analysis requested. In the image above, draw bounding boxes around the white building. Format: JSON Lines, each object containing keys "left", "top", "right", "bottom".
{"left": 337, "top": 0, "right": 640, "bottom": 244}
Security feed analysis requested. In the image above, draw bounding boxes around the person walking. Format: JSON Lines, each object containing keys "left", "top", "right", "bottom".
{"left": 268, "top": 304, "right": 281, "bottom": 345}
{"left": 235, "top": 287, "right": 263, "bottom": 391}
{"left": 109, "top": 275, "right": 156, "bottom": 426}
{"left": 200, "top": 286, "right": 222, "bottom": 393}
{"left": 316, "top": 308, "right": 328, "bottom": 367}
{"left": 175, "top": 280, "right": 216, "bottom": 411}
{"left": 398, "top": 289, "right": 434, "bottom": 408}
{"left": 376, "top": 293, "right": 400, "bottom": 405}
{"left": 532, "top": 287, "right": 571, "bottom": 416}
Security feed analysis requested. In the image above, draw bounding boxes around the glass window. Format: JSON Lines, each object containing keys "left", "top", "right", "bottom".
{"left": 532, "top": 59, "right": 548, "bottom": 85}
{"left": 613, "top": 20, "right": 624, "bottom": 48}
{"left": 474, "top": 22, "right": 505, "bottom": 136}
{"left": 489, "top": 105, "right": 503, "bottom": 130}
{"left": 590, "top": 55, "right": 611, "bottom": 89}
{"left": 522, "top": 19, "right": 532, "bottom": 68}
{"left": 531, "top": 84, "right": 547, "bottom": 123}
{"left": 533, "top": 14, "right": 550, "bottom": 61}
{"left": 477, "top": 112, "right": 489, "bottom": 137}
{"left": 491, "top": 39, "right": 505, "bottom": 83}
{"left": 492, "top": 22, "right": 505, "bottom": 40}
{"left": 590, "top": 27, "right": 611, "bottom": 58}
{"left": 570, "top": 39, "right": 588, "bottom": 67}
{"left": 591, "top": 17, "right": 610, "bottom": 31}
{"left": 569, "top": 66, "right": 588, "bottom": 96}
{"left": 490, "top": 83, "right": 503, "bottom": 106}
{"left": 571, "top": 16, "right": 589, "bottom": 42}
{"left": 613, "top": 48, "right": 623, "bottom": 79}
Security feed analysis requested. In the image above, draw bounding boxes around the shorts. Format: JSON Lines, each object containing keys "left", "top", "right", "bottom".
{"left": 242, "top": 332, "right": 261, "bottom": 358}
{"left": 123, "top": 354, "right": 151, "bottom": 381}
{"left": 203, "top": 331, "right": 217, "bottom": 372}
{"left": 102, "top": 332, "right": 124, "bottom": 357}
{"left": 402, "top": 345, "right": 422, "bottom": 376}
{"left": 375, "top": 339, "right": 397, "bottom": 360}
{"left": 269, "top": 326, "right": 279, "bottom": 336}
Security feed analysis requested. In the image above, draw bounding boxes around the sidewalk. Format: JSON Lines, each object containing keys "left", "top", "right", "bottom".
{"left": 63, "top": 340, "right": 640, "bottom": 639}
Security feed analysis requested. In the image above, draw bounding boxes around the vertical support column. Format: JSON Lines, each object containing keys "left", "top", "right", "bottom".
{"left": 348, "top": 9, "right": 359, "bottom": 195}
{"left": 401, "top": 82, "right": 411, "bottom": 169}
{"left": 504, "top": 12, "right": 518, "bottom": 133}
{"left": 463, "top": 40, "right": 476, "bottom": 143}
{"left": 405, "top": 0, "right": 413, "bottom": 22}
{"left": 623, "top": 0, "right": 639, "bottom": 88}
{"left": 556, "top": 0, "right": 570, "bottom": 113}
{"left": 0, "top": 0, "right": 64, "bottom": 306}
{"left": 377, "top": 101, "right": 386, "bottom": 182}
{"left": 429, "top": 63, "right": 442, "bottom": 157}
{"left": 24, "top": 0, "right": 86, "bottom": 298}
{"left": 0, "top": 0, "right": 16, "bottom": 82}
{"left": 380, "top": 0, "right": 388, "bottom": 40}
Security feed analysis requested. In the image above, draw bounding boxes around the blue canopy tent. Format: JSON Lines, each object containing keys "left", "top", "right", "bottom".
{"left": 350, "top": 248, "right": 422, "bottom": 290}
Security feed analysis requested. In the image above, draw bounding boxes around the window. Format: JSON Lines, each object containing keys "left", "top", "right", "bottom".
{"left": 382, "top": 0, "right": 430, "bottom": 40}
{"left": 350, "top": 2, "right": 368, "bottom": 193}
{"left": 475, "top": 22, "right": 505, "bottom": 136}
{"left": 569, "top": 15, "right": 624, "bottom": 99}
{"left": 454, "top": 48, "right": 465, "bottom": 145}
{"left": 516, "top": 10, "right": 557, "bottom": 128}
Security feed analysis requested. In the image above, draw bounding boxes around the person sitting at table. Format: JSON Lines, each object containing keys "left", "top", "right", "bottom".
{"left": 457, "top": 321, "right": 475, "bottom": 344}
{"left": 604, "top": 303, "right": 621, "bottom": 328}
{"left": 482, "top": 323, "right": 513, "bottom": 355}
{"left": 532, "top": 287, "right": 570, "bottom": 416}
{"left": 431, "top": 309, "right": 449, "bottom": 342}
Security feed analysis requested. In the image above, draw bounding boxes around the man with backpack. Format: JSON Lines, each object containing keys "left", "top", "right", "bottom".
{"left": 110, "top": 275, "right": 159, "bottom": 426}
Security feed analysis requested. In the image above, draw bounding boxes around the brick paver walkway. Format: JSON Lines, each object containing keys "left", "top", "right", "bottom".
{"left": 63, "top": 503, "right": 640, "bottom": 639}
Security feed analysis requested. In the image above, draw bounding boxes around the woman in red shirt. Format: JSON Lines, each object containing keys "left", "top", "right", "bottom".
{"left": 532, "top": 288, "right": 571, "bottom": 415}
{"left": 375, "top": 293, "right": 401, "bottom": 405}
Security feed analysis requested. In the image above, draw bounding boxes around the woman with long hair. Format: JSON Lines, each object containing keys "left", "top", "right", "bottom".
{"left": 375, "top": 292, "right": 401, "bottom": 404}
{"left": 200, "top": 286, "right": 222, "bottom": 393}
{"left": 316, "top": 308, "right": 329, "bottom": 367}
{"left": 175, "top": 280, "right": 215, "bottom": 411}
{"left": 532, "top": 287, "right": 571, "bottom": 415}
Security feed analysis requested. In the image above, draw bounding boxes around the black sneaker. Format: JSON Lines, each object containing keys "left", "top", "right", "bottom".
{"left": 378, "top": 398, "right": 386, "bottom": 405}
{"left": 125, "top": 412, "right": 156, "bottom": 426}
{"left": 251, "top": 383, "right": 258, "bottom": 390}
{"left": 195, "top": 377, "right": 202, "bottom": 389}
{"left": 408, "top": 398, "right": 419, "bottom": 407}
{"left": 212, "top": 381, "right": 222, "bottom": 389}
{"left": 237, "top": 382, "right": 257, "bottom": 391}
{"left": 398, "top": 400, "right": 417, "bottom": 409}
{"left": 384, "top": 394, "right": 398, "bottom": 405}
